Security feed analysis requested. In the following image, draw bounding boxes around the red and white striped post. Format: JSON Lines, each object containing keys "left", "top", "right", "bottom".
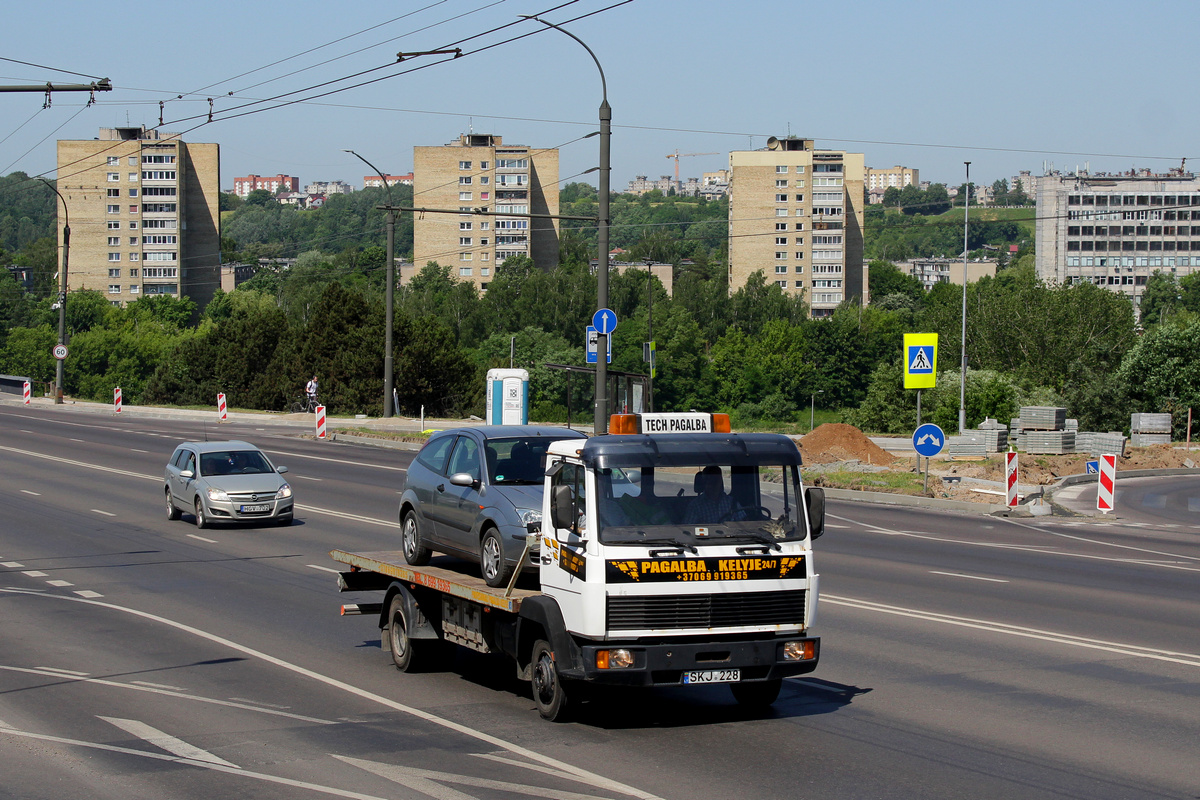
{"left": 315, "top": 405, "right": 327, "bottom": 439}
{"left": 1005, "top": 449, "right": 1018, "bottom": 508}
{"left": 217, "top": 392, "right": 228, "bottom": 422}
{"left": 1097, "top": 453, "right": 1117, "bottom": 514}
{"left": 23, "top": 380, "right": 30, "bottom": 405}
{"left": 113, "top": 386, "right": 123, "bottom": 414}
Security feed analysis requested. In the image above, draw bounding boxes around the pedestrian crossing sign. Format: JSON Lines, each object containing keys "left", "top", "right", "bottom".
{"left": 903, "top": 333, "right": 938, "bottom": 389}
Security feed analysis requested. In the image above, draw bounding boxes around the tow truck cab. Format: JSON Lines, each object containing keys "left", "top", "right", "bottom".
{"left": 534, "top": 412, "right": 825, "bottom": 696}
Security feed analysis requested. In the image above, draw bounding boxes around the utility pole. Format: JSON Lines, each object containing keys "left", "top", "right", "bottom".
{"left": 40, "top": 179, "right": 69, "bottom": 403}
{"left": 959, "top": 162, "right": 970, "bottom": 434}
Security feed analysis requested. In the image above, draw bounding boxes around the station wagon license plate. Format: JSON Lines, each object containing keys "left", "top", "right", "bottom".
{"left": 240, "top": 503, "right": 271, "bottom": 513}
{"left": 682, "top": 669, "right": 740, "bottom": 684}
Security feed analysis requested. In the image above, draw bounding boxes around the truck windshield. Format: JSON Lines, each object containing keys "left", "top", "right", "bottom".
{"left": 596, "top": 464, "right": 805, "bottom": 545}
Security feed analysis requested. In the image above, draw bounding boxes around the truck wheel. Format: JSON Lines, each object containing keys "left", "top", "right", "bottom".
{"left": 194, "top": 498, "right": 209, "bottom": 529}
{"left": 387, "top": 594, "right": 433, "bottom": 672}
{"left": 730, "top": 678, "right": 782, "bottom": 708}
{"left": 531, "top": 639, "right": 570, "bottom": 721}
{"left": 165, "top": 489, "right": 180, "bottom": 521}
{"left": 480, "top": 527, "right": 512, "bottom": 588}
{"left": 402, "top": 510, "right": 431, "bottom": 566}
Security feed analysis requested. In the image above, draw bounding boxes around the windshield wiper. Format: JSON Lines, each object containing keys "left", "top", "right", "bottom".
{"left": 607, "top": 534, "right": 698, "bottom": 554}
{"left": 731, "top": 530, "right": 783, "bottom": 551}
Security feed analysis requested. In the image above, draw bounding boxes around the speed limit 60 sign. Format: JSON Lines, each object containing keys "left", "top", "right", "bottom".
{"left": 53, "top": 344, "right": 68, "bottom": 360}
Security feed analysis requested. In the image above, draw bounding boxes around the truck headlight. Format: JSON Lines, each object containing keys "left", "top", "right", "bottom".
{"left": 206, "top": 487, "right": 229, "bottom": 502}
{"left": 275, "top": 484, "right": 292, "bottom": 499}
{"left": 596, "top": 649, "right": 634, "bottom": 669}
{"left": 783, "top": 640, "right": 815, "bottom": 661}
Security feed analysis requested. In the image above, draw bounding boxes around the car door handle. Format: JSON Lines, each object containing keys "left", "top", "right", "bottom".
{"left": 437, "top": 484, "right": 445, "bottom": 492}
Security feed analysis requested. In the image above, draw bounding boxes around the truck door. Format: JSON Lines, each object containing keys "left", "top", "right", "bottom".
{"left": 541, "top": 460, "right": 590, "bottom": 599}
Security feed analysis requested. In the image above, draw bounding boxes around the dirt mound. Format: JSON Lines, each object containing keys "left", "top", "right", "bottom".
{"left": 800, "top": 423, "right": 895, "bottom": 466}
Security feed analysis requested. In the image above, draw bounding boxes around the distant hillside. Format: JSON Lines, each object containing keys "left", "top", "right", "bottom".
{"left": 0, "top": 172, "right": 56, "bottom": 252}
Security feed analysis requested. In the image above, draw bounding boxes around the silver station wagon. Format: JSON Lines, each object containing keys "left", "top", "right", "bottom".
{"left": 165, "top": 440, "right": 294, "bottom": 528}
{"left": 398, "top": 426, "right": 587, "bottom": 587}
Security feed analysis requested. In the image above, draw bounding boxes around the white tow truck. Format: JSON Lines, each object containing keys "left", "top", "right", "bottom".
{"left": 333, "top": 412, "right": 826, "bottom": 720}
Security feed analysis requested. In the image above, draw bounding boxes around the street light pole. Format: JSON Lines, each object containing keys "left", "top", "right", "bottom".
{"left": 524, "top": 15, "right": 611, "bottom": 433}
{"left": 41, "top": 179, "right": 69, "bottom": 404}
{"left": 344, "top": 150, "right": 395, "bottom": 418}
{"left": 959, "top": 161, "right": 970, "bottom": 434}
{"left": 811, "top": 390, "right": 824, "bottom": 433}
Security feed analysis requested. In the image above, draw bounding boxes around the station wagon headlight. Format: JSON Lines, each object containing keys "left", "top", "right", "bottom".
{"left": 206, "top": 487, "right": 230, "bottom": 502}
{"left": 518, "top": 509, "right": 541, "bottom": 527}
{"left": 275, "top": 484, "right": 292, "bottom": 499}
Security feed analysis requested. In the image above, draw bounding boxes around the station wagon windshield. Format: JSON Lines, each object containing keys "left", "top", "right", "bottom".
{"left": 199, "top": 450, "right": 274, "bottom": 476}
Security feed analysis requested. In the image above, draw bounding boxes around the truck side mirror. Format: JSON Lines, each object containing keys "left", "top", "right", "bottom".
{"left": 805, "top": 487, "right": 826, "bottom": 540}
{"left": 550, "top": 484, "right": 576, "bottom": 532}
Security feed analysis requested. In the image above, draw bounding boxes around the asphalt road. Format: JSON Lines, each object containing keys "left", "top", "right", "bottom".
{"left": 1, "top": 401, "right": 1198, "bottom": 800}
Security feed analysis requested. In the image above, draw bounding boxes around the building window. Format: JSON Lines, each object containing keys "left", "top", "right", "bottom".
{"left": 795, "top": 194, "right": 804, "bottom": 202}
{"left": 144, "top": 252, "right": 177, "bottom": 262}
{"left": 108, "top": 285, "right": 121, "bottom": 294}
{"left": 795, "top": 252, "right": 805, "bottom": 259}
{"left": 107, "top": 204, "right": 121, "bottom": 214}
{"left": 129, "top": 173, "right": 138, "bottom": 182}
{"left": 128, "top": 156, "right": 138, "bottom": 165}
{"left": 143, "top": 235, "right": 177, "bottom": 244}
{"left": 777, "top": 281, "right": 788, "bottom": 289}
{"left": 108, "top": 268, "right": 121, "bottom": 277}
{"left": 108, "top": 173, "right": 120, "bottom": 182}
{"left": 459, "top": 177, "right": 472, "bottom": 185}
{"left": 795, "top": 237, "right": 804, "bottom": 245}
{"left": 776, "top": 209, "right": 788, "bottom": 217}
{"left": 129, "top": 189, "right": 139, "bottom": 197}
{"left": 775, "top": 222, "right": 787, "bottom": 231}
{"left": 108, "top": 237, "right": 120, "bottom": 246}
{"left": 480, "top": 192, "right": 489, "bottom": 200}
{"left": 776, "top": 194, "right": 788, "bottom": 202}
{"left": 795, "top": 265, "right": 804, "bottom": 273}
{"left": 129, "top": 253, "right": 139, "bottom": 261}
{"left": 129, "top": 237, "right": 138, "bottom": 245}
{"left": 481, "top": 252, "right": 489, "bottom": 261}
{"left": 460, "top": 237, "right": 472, "bottom": 246}
{"left": 107, "top": 157, "right": 119, "bottom": 166}
{"left": 129, "top": 221, "right": 139, "bottom": 229}
{"left": 775, "top": 265, "right": 788, "bottom": 274}
{"left": 108, "top": 221, "right": 120, "bottom": 229}
{"left": 480, "top": 176, "right": 489, "bottom": 185}
{"left": 481, "top": 267, "right": 490, "bottom": 276}
{"left": 795, "top": 166, "right": 806, "bottom": 174}
{"left": 776, "top": 166, "right": 788, "bottom": 174}
{"left": 480, "top": 238, "right": 489, "bottom": 246}
{"left": 775, "top": 251, "right": 787, "bottom": 259}
{"left": 459, "top": 267, "right": 473, "bottom": 276}
{"left": 108, "top": 253, "right": 121, "bottom": 262}
{"left": 130, "top": 284, "right": 140, "bottom": 293}
{"left": 459, "top": 252, "right": 472, "bottom": 261}
{"left": 459, "top": 161, "right": 472, "bottom": 169}
{"left": 130, "top": 269, "right": 138, "bottom": 277}
{"left": 795, "top": 281, "right": 804, "bottom": 289}
{"left": 795, "top": 223, "right": 805, "bottom": 231}
{"left": 480, "top": 221, "right": 490, "bottom": 230}
{"left": 795, "top": 209, "right": 806, "bottom": 217}
{"left": 776, "top": 180, "right": 788, "bottom": 188}
{"left": 480, "top": 161, "right": 489, "bottom": 169}
{"left": 107, "top": 188, "right": 120, "bottom": 198}
{"left": 142, "top": 171, "right": 176, "bottom": 180}
{"left": 460, "top": 222, "right": 472, "bottom": 230}
{"left": 459, "top": 192, "right": 472, "bottom": 201}
{"left": 776, "top": 237, "right": 787, "bottom": 245}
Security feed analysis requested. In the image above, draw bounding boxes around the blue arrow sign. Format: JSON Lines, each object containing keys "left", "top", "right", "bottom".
{"left": 592, "top": 308, "right": 617, "bottom": 336}
{"left": 912, "top": 423, "right": 946, "bottom": 458}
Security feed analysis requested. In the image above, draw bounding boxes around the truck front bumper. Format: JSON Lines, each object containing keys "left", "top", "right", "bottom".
{"left": 568, "top": 636, "right": 819, "bottom": 687}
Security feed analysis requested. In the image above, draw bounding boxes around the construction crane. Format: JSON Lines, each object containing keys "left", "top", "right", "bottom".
{"left": 666, "top": 150, "right": 719, "bottom": 182}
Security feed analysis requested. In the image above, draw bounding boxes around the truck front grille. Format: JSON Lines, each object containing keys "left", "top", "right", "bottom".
{"left": 606, "top": 590, "right": 804, "bottom": 631}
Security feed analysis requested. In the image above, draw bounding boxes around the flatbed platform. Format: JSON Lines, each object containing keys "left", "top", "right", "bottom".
{"left": 329, "top": 549, "right": 540, "bottom": 613}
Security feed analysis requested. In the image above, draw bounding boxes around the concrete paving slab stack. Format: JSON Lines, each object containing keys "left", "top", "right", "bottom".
{"left": 1130, "top": 413, "right": 1172, "bottom": 447}
{"left": 1019, "top": 406, "right": 1075, "bottom": 454}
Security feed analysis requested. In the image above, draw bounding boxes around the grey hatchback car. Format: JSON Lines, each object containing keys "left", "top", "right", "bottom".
{"left": 398, "top": 426, "right": 587, "bottom": 587}
{"left": 165, "top": 440, "right": 294, "bottom": 528}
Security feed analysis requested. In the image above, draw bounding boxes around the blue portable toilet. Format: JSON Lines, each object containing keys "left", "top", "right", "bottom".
{"left": 486, "top": 368, "right": 529, "bottom": 425}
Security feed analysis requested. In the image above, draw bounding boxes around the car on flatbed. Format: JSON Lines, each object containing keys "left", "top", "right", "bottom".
{"left": 398, "top": 425, "right": 587, "bottom": 587}
{"left": 164, "top": 440, "right": 293, "bottom": 528}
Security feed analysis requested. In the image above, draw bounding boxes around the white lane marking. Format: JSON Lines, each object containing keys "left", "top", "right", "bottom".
{"left": 0, "top": 726, "right": 395, "bottom": 800}
{"left": 227, "top": 697, "right": 292, "bottom": 710}
{"left": 307, "top": 564, "right": 340, "bottom": 574}
{"left": 823, "top": 594, "right": 1200, "bottom": 668}
{"left": 294, "top": 475, "right": 323, "bottom": 481}
{"left": 831, "top": 513, "right": 1200, "bottom": 572}
{"left": 20, "top": 490, "right": 40, "bottom": 496}
{"left": 131, "top": 448, "right": 149, "bottom": 454}
{"left": 336, "top": 756, "right": 618, "bottom": 800}
{"left": 73, "top": 590, "right": 103, "bottom": 598}
{"left": 187, "top": 534, "right": 217, "bottom": 544}
{"left": 91, "top": 509, "right": 116, "bottom": 517}
{"left": 0, "top": 718, "right": 12, "bottom": 729}
{"left": 0, "top": 665, "right": 335, "bottom": 724}
{"left": 22, "top": 571, "right": 48, "bottom": 578}
{"left": 69, "top": 438, "right": 84, "bottom": 443}
{"left": 929, "top": 571, "right": 1009, "bottom": 583}
{"left": 0, "top": 444, "right": 397, "bottom": 530}
{"left": 37, "top": 666, "right": 88, "bottom": 676}
{"left": 46, "top": 580, "right": 73, "bottom": 587}
{"left": 824, "top": 524, "right": 850, "bottom": 529}
{"left": 263, "top": 448, "right": 407, "bottom": 473}
{"left": 472, "top": 752, "right": 594, "bottom": 785}
{"left": 2, "top": 562, "right": 25, "bottom": 568}
{"left": 793, "top": 678, "right": 845, "bottom": 694}
{"left": 100, "top": 717, "right": 240, "bottom": 768}
{"left": 0, "top": 588, "right": 664, "bottom": 800}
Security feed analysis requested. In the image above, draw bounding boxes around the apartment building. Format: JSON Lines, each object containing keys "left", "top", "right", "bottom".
{"left": 56, "top": 126, "right": 220, "bottom": 309}
{"left": 1035, "top": 169, "right": 1200, "bottom": 306}
{"left": 866, "top": 165, "right": 919, "bottom": 192}
{"left": 363, "top": 174, "right": 413, "bottom": 188}
{"left": 305, "top": 180, "right": 352, "bottom": 195}
{"left": 232, "top": 174, "right": 297, "bottom": 197}
{"left": 728, "top": 137, "right": 866, "bottom": 316}
{"left": 899, "top": 257, "right": 997, "bottom": 291}
{"left": 413, "top": 134, "right": 558, "bottom": 291}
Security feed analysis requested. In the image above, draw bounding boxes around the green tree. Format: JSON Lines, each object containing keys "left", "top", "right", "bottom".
{"left": 868, "top": 260, "right": 923, "bottom": 303}
{"left": 1137, "top": 270, "right": 1182, "bottom": 327}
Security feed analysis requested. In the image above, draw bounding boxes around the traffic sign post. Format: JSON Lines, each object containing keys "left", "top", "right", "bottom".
{"left": 52, "top": 344, "right": 68, "bottom": 360}
{"left": 113, "top": 386, "right": 122, "bottom": 415}
{"left": 585, "top": 326, "right": 612, "bottom": 365}
{"left": 217, "top": 392, "right": 228, "bottom": 423}
{"left": 1005, "top": 450, "right": 1019, "bottom": 507}
{"left": 1097, "top": 453, "right": 1117, "bottom": 513}
{"left": 912, "top": 423, "right": 945, "bottom": 495}
{"left": 315, "top": 405, "right": 327, "bottom": 440}
{"left": 23, "top": 380, "right": 30, "bottom": 405}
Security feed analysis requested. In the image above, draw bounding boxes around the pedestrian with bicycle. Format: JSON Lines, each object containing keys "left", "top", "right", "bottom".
{"left": 305, "top": 376, "right": 319, "bottom": 412}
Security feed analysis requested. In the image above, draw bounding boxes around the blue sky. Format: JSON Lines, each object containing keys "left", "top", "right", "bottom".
{"left": 3, "top": 0, "right": 1195, "bottom": 193}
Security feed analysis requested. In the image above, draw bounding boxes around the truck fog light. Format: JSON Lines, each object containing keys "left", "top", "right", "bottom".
{"left": 596, "top": 649, "right": 634, "bottom": 669}
{"left": 783, "top": 640, "right": 814, "bottom": 661}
